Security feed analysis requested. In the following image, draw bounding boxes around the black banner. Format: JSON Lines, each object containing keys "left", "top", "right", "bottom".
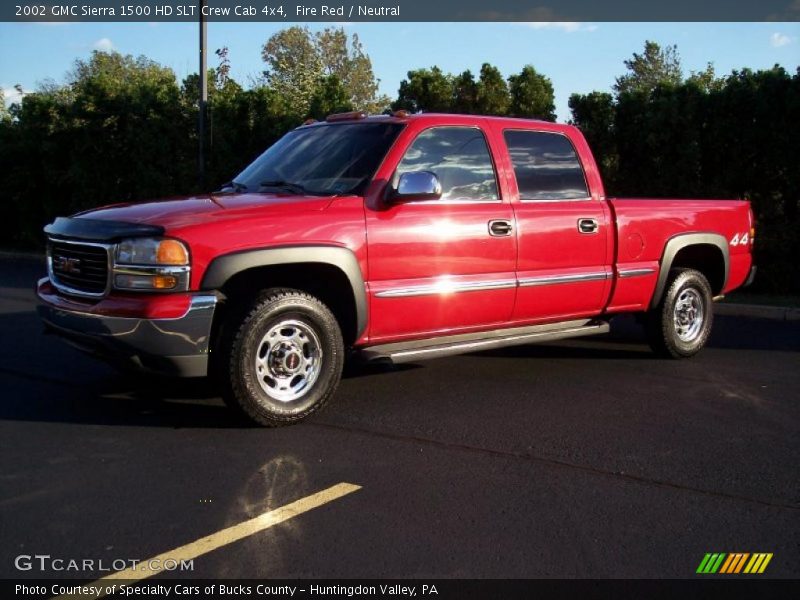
{"left": 4, "top": 579, "right": 800, "bottom": 600}
{"left": 4, "top": 0, "right": 800, "bottom": 23}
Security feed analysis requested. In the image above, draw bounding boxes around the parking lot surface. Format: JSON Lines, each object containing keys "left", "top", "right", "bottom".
{"left": 1, "top": 257, "right": 798, "bottom": 579}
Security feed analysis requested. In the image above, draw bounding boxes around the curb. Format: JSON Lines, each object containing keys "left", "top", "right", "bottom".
{"left": 715, "top": 302, "right": 800, "bottom": 322}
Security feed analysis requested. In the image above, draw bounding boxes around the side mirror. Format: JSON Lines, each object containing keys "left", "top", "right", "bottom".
{"left": 389, "top": 171, "right": 442, "bottom": 202}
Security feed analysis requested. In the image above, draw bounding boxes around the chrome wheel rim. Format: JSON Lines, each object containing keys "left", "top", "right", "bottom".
{"left": 673, "top": 287, "right": 704, "bottom": 342}
{"left": 255, "top": 319, "right": 322, "bottom": 402}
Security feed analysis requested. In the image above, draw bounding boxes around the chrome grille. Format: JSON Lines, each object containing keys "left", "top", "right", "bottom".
{"left": 48, "top": 239, "right": 110, "bottom": 297}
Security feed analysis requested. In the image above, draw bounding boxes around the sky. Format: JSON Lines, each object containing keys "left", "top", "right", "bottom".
{"left": 1, "top": 21, "right": 799, "bottom": 121}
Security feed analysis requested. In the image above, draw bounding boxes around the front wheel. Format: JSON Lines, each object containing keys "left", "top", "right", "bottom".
{"left": 646, "top": 268, "right": 713, "bottom": 358}
{"left": 219, "top": 289, "right": 344, "bottom": 426}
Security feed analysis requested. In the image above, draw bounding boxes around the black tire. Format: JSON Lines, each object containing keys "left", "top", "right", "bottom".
{"left": 645, "top": 268, "right": 714, "bottom": 359}
{"left": 218, "top": 288, "right": 344, "bottom": 427}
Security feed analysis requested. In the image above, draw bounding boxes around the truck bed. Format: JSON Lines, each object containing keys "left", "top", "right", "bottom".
{"left": 604, "top": 198, "right": 753, "bottom": 313}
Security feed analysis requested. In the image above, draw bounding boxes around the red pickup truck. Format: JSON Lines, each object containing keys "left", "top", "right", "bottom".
{"left": 37, "top": 112, "right": 755, "bottom": 426}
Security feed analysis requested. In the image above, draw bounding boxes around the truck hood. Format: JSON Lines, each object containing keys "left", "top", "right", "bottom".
{"left": 74, "top": 192, "right": 334, "bottom": 230}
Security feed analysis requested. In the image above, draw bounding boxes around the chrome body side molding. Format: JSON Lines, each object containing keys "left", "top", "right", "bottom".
{"left": 517, "top": 272, "right": 609, "bottom": 287}
{"left": 375, "top": 271, "right": 610, "bottom": 298}
{"left": 374, "top": 278, "right": 517, "bottom": 298}
{"left": 617, "top": 267, "right": 657, "bottom": 278}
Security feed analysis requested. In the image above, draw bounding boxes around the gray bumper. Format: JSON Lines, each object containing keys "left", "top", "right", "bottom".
{"left": 37, "top": 294, "right": 217, "bottom": 377}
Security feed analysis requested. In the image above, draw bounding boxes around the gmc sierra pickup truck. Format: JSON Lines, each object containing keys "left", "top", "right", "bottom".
{"left": 37, "top": 112, "right": 756, "bottom": 426}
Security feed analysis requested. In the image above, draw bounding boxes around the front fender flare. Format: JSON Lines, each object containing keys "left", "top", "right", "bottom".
{"left": 200, "top": 245, "right": 367, "bottom": 338}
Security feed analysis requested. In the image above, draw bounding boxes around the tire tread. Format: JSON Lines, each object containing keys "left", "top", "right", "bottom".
{"left": 646, "top": 268, "right": 713, "bottom": 359}
{"left": 218, "top": 288, "right": 344, "bottom": 427}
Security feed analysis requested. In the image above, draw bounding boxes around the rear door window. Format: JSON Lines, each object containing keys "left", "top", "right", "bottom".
{"left": 503, "top": 130, "right": 589, "bottom": 200}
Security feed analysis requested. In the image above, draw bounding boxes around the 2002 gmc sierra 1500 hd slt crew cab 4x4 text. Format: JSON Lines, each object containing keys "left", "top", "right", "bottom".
{"left": 37, "top": 112, "right": 756, "bottom": 426}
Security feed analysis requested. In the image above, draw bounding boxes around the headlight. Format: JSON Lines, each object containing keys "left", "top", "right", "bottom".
{"left": 113, "top": 237, "right": 190, "bottom": 292}
{"left": 115, "top": 238, "right": 189, "bottom": 266}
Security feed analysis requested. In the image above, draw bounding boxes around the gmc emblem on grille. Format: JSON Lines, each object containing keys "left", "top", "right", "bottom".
{"left": 53, "top": 256, "right": 81, "bottom": 274}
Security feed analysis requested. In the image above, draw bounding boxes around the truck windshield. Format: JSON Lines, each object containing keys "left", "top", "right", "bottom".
{"left": 227, "top": 122, "right": 404, "bottom": 196}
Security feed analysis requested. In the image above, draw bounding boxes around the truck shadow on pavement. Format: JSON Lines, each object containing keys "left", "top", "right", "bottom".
{"left": 0, "top": 305, "right": 418, "bottom": 428}
{"left": 0, "top": 361, "right": 419, "bottom": 429}
{"left": 0, "top": 309, "right": 796, "bottom": 428}
{"left": 1, "top": 369, "right": 247, "bottom": 428}
{"left": 475, "top": 314, "right": 799, "bottom": 360}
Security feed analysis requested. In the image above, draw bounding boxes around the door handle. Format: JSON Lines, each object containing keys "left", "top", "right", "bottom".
{"left": 488, "top": 219, "right": 513, "bottom": 237}
{"left": 577, "top": 218, "right": 599, "bottom": 234}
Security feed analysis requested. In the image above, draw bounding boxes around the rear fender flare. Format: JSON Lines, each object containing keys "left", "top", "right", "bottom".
{"left": 651, "top": 233, "right": 729, "bottom": 309}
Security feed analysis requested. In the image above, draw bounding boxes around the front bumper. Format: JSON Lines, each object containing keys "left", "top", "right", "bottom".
{"left": 37, "top": 278, "right": 217, "bottom": 377}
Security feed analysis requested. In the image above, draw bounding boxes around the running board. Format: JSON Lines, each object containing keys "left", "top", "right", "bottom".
{"left": 359, "top": 319, "right": 610, "bottom": 364}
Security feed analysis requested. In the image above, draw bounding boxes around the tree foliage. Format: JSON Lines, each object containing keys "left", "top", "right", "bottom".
{"left": 0, "top": 38, "right": 795, "bottom": 294}
{"left": 261, "top": 26, "right": 322, "bottom": 113}
{"left": 0, "top": 50, "right": 296, "bottom": 248}
{"left": 572, "top": 57, "right": 800, "bottom": 293}
{"left": 568, "top": 91, "right": 616, "bottom": 176}
{"left": 261, "top": 25, "right": 388, "bottom": 114}
{"left": 307, "top": 75, "right": 353, "bottom": 120}
{"left": 508, "top": 65, "right": 556, "bottom": 120}
{"left": 451, "top": 70, "right": 478, "bottom": 114}
{"left": 0, "top": 28, "right": 388, "bottom": 247}
{"left": 214, "top": 46, "right": 232, "bottom": 88}
{"left": 393, "top": 63, "right": 555, "bottom": 121}
{"left": 0, "top": 51, "right": 193, "bottom": 248}
{"left": 476, "top": 63, "right": 510, "bottom": 115}
{"left": 393, "top": 66, "right": 454, "bottom": 113}
{"left": 687, "top": 62, "right": 724, "bottom": 92}
{"left": 614, "top": 40, "right": 683, "bottom": 96}
{"left": 0, "top": 88, "right": 10, "bottom": 123}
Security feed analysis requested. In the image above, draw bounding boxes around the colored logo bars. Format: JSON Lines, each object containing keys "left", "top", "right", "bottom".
{"left": 696, "top": 553, "right": 773, "bottom": 574}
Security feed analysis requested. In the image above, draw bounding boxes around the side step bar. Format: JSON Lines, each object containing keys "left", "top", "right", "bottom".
{"left": 359, "top": 319, "right": 610, "bottom": 364}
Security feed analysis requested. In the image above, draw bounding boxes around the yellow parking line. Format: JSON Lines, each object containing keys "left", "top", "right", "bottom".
{"left": 55, "top": 482, "right": 361, "bottom": 599}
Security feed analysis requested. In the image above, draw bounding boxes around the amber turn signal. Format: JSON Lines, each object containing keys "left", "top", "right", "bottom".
{"left": 156, "top": 239, "right": 189, "bottom": 265}
{"left": 152, "top": 275, "right": 178, "bottom": 289}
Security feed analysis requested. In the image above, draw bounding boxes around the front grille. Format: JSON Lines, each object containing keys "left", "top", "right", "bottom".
{"left": 49, "top": 240, "right": 109, "bottom": 296}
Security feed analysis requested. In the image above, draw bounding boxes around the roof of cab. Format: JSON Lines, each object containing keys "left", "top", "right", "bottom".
{"left": 299, "top": 112, "right": 568, "bottom": 130}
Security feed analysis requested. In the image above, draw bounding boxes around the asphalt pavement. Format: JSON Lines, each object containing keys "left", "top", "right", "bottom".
{"left": 1, "top": 256, "right": 798, "bottom": 580}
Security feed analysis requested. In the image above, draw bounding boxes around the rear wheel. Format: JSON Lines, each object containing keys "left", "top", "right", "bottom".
{"left": 219, "top": 289, "right": 344, "bottom": 426}
{"left": 646, "top": 268, "right": 713, "bottom": 358}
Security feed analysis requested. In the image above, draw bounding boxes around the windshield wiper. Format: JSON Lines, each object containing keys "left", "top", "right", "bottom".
{"left": 218, "top": 180, "right": 248, "bottom": 193}
{"left": 259, "top": 180, "right": 308, "bottom": 195}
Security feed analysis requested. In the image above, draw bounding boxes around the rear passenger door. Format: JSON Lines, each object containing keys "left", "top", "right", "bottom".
{"left": 500, "top": 128, "right": 611, "bottom": 322}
